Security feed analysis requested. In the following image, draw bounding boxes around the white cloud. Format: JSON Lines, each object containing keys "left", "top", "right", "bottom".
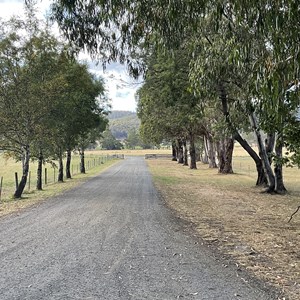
{"left": 87, "top": 60, "right": 141, "bottom": 112}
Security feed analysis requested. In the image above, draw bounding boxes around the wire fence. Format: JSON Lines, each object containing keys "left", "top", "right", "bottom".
{"left": 0, "top": 154, "right": 124, "bottom": 203}
{"left": 232, "top": 158, "right": 300, "bottom": 189}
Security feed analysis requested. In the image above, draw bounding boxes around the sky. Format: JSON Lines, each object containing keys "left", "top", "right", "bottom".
{"left": 0, "top": 0, "right": 140, "bottom": 112}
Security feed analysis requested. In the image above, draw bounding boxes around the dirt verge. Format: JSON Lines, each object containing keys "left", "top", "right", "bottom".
{"left": 148, "top": 159, "right": 300, "bottom": 300}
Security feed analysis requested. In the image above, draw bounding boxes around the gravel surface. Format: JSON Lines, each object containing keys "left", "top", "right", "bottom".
{"left": 0, "top": 156, "right": 277, "bottom": 300}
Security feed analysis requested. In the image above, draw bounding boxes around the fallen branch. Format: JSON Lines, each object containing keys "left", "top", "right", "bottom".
{"left": 288, "top": 205, "right": 300, "bottom": 223}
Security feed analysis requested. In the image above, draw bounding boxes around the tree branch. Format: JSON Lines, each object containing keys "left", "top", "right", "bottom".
{"left": 288, "top": 205, "right": 300, "bottom": 223}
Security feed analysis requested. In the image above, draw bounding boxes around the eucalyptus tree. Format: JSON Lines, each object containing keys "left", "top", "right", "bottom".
{"left": 189, "top": 18, "right": 269, "bottom": 182}
{"left": 51, "top": 0, "right": 300, "bottom": 190}
{"left": 48, "top": 58, "right": 108, "bottom": 180}
{"left": 77, "top": 122, "right": 108, "bottom": 174}
{"left": 0, "top": 13, "right": 67, "bottom": 197}
{"left": 137, "top": 48, "right": 205, "bottom": 169}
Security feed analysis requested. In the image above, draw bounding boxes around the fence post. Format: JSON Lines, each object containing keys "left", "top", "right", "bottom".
{"left": 0, "top": 176, "right": 3, "bottom": 202}
{"left": 54, "top": 168, "right": 56, "bottom": 183}
{"left": 28, "top": 171, "right": 31, "bottom": 191}
{"left": 15, "top": 172, "right": 19, "bottom": 190}
{"left": 45, "top": 168, "right": 47, "bottom": 185}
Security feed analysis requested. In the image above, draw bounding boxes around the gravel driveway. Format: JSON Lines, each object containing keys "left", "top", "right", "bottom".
{"left": 0, "top": 156, "right": 277, "bottom": 299}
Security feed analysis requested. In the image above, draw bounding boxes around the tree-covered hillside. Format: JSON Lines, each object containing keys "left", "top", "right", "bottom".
{"left": 108, "top": 111, "right": 140, "bottom": 140}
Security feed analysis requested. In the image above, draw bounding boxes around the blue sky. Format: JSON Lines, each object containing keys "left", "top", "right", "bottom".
{"left": 0, "top": 0, "right": 140, "bottom": 112}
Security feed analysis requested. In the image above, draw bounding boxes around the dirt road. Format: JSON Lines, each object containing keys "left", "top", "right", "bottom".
{"left": 0, "top": 157, "right": 277, "bottom": 299}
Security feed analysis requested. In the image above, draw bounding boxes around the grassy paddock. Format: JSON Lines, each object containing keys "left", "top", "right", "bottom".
{"left": 0, "top": 158, "right": 119, "bottom": 218}
{"left": 147, "top": 153, "right": 300, "bottom": 300}
{"left": 90, "top": 148, "right": 172, "bottom": 156}
{"left": 0, "top": 152, "right": 118, "bottom": 202}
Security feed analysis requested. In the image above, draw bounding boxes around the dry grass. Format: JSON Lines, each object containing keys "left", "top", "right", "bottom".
{"left": 91, "top": 148, "right": 171, "bottom": 156}
{"left": 0, "top": 158, "right": 119, "bottom": 218}
{"left": 148, "top": 156, "right": 300, "bottom": 300}
{"left": 0, "top": 152, "right": 118, "bottom": 201}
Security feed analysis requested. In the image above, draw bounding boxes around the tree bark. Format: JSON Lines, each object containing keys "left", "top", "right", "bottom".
{"left": 218, "top": 138, "right": 234, "bottom": 174}
{"left": 66, "top": 149, "right": 72, "bottom": 179}
{"left": 204, "top": 135, "right": 217, "bottom": 168}
{"left": 216, "top": 140, "right": 225, "bottom": 172}
{"left": 182, "top": 139, "right": 189, "bottom": 166}
{"left": 177, "top": 139, "right": 184, "bottom": 164}
{"left": 189, "top": 134, "right": 197, "bottom": 169}
{"left": 36, "top": 148, "right": 43, "bottom": 190}
{"left": 249, "top": 111, "right": 275, "bottom": 193}
{"left": 200, "top": 136, "right": 209, "bottom": 164}
{"left": 58, "top": 151, "right": 64, "bottom": 182}
{"left": 14, "top": 145, "right": 30, "bottom": 198}
{"left": 171, "top": 141, "right": 177, "bottom": 161}
{"left": 233, "top": 132, "right": 265, "bottom": 185}
{"left": 274, "top": 134, "right": 287, "bottom": 194}
{"left": 224, "top": 138, "right": 234, "bottom": 173}
{"left": 265, "top": 133, "right": 275, "bottom": 162}
{"left": 218, "top": 81, "right": 266, "bottom": 185}
{"left": 80, "top": 148, "right": 86, "bottom": 173}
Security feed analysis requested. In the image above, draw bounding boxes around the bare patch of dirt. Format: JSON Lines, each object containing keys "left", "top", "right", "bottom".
{"left": 148, "top": 159, "right": 300, "bottom": 300}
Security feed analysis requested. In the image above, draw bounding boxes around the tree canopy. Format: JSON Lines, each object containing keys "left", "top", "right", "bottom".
{"left": 50, "top": 0, "right": 300, "bottom": 192}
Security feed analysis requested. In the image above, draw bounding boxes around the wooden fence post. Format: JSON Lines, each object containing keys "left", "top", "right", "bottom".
{"left": 45, "top": 168, "right": 47, "bottom": 185}
{"left": 28, "top": 171, "right": 31, "bottom": 191}
{"left": 0, "top": 176, "right": 3, "bottom": 202}
{"left": 15, "top": 172, "right": 18, "bottom": 190}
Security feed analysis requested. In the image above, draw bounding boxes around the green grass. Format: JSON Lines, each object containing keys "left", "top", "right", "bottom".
{"left": 0, "top": 152, "right": 118, "bottom": 202}
{"left": 153, "top": 175, "right": 181, "bottom": 185}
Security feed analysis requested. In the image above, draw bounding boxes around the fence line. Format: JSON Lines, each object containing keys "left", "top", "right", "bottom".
{"left": 0, "top": 154, "right": 123, "bottom": 203}
{"left": 0, "top": 176, "right": 3, "bottom": 203}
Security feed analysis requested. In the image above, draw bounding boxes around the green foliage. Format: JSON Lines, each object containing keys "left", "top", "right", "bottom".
{"left": 0, "top": 8, "right": 109, "bottom": 197}
{"left": 125, "top": 129, "right": 141, "bottom": 149}
{"left": 51, "top": 0, "right": 300, "bottom": 187}
{"left": 100, "top": 130, "right": 123, "bottom": 150}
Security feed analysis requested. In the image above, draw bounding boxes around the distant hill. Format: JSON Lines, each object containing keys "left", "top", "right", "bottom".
{"left": 108, "top": 110, "right": 140, "bottom": 140}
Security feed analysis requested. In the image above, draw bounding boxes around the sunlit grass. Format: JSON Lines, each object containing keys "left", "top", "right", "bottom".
{"left": 0, "top": 152, "right": 118, "bottom": 201}
{"left": 147, "top": 151, "right": 300, "bottom": 300}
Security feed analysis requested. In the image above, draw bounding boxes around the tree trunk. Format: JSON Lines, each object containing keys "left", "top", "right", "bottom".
{"left": 171, "top": 141, "right": 177, "bottom": 161}
{"left": 183, "top": 139, "right": 189, "bottom": 166}
{"left": 216, "top": 140, "right": 225, "bottom": 172}
{"left": 265, "top": 133, "right": 275, "bottom": 163}
{"left": 36, "top": 148, "right": 43, "bottom": 190}
{"left": 218, "top": 138, "right": 234, "bottom": 174}
{"left": 274, "top": 134, "right": 287, "bottom": 194}
{"left": 233, "top": 132, "right": 266, "bottom": 185}
{"left": 218, "top": 81, "right": 266, "bottom": 185}
{"left": 189, "top": 134, "right": 197, "bottom": 169}
{"left": 58, "top": 151, "right": 64, "bottom": 182}
{"left": 204, "top": 135, "right": 217, "bottom": 168}
{"left": 201, "top": 136, "right": 209, "bottom": 164}
{"left": 177, "top": 139, "right": 184, "bottom": 164}
{"left": 80, "top": 148, "right": 86, "bottom": 173}
{"left": 66, "top": 149, "right": 72, "bottom": 179}
{"left": 249, "top": 111, "right": 275, "bottom": 193}
{"left": 14, "top": 145, "right": 30, "bottom": 198}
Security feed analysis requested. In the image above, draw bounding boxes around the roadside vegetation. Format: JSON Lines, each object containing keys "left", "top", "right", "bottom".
{"left": 0, "top": 6, "right": 109, "bottom": 199}
{"left": 147, "top": 149, "right": 300, "bottom": 300}
{"left": 0, "top": 153, "right": 118, "bottom": 217}
{"left": 1, "top": 1, "right": 299, "bottom": 296}
{"left": 52, "top": 0, "right": 300, "bottom": 196}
